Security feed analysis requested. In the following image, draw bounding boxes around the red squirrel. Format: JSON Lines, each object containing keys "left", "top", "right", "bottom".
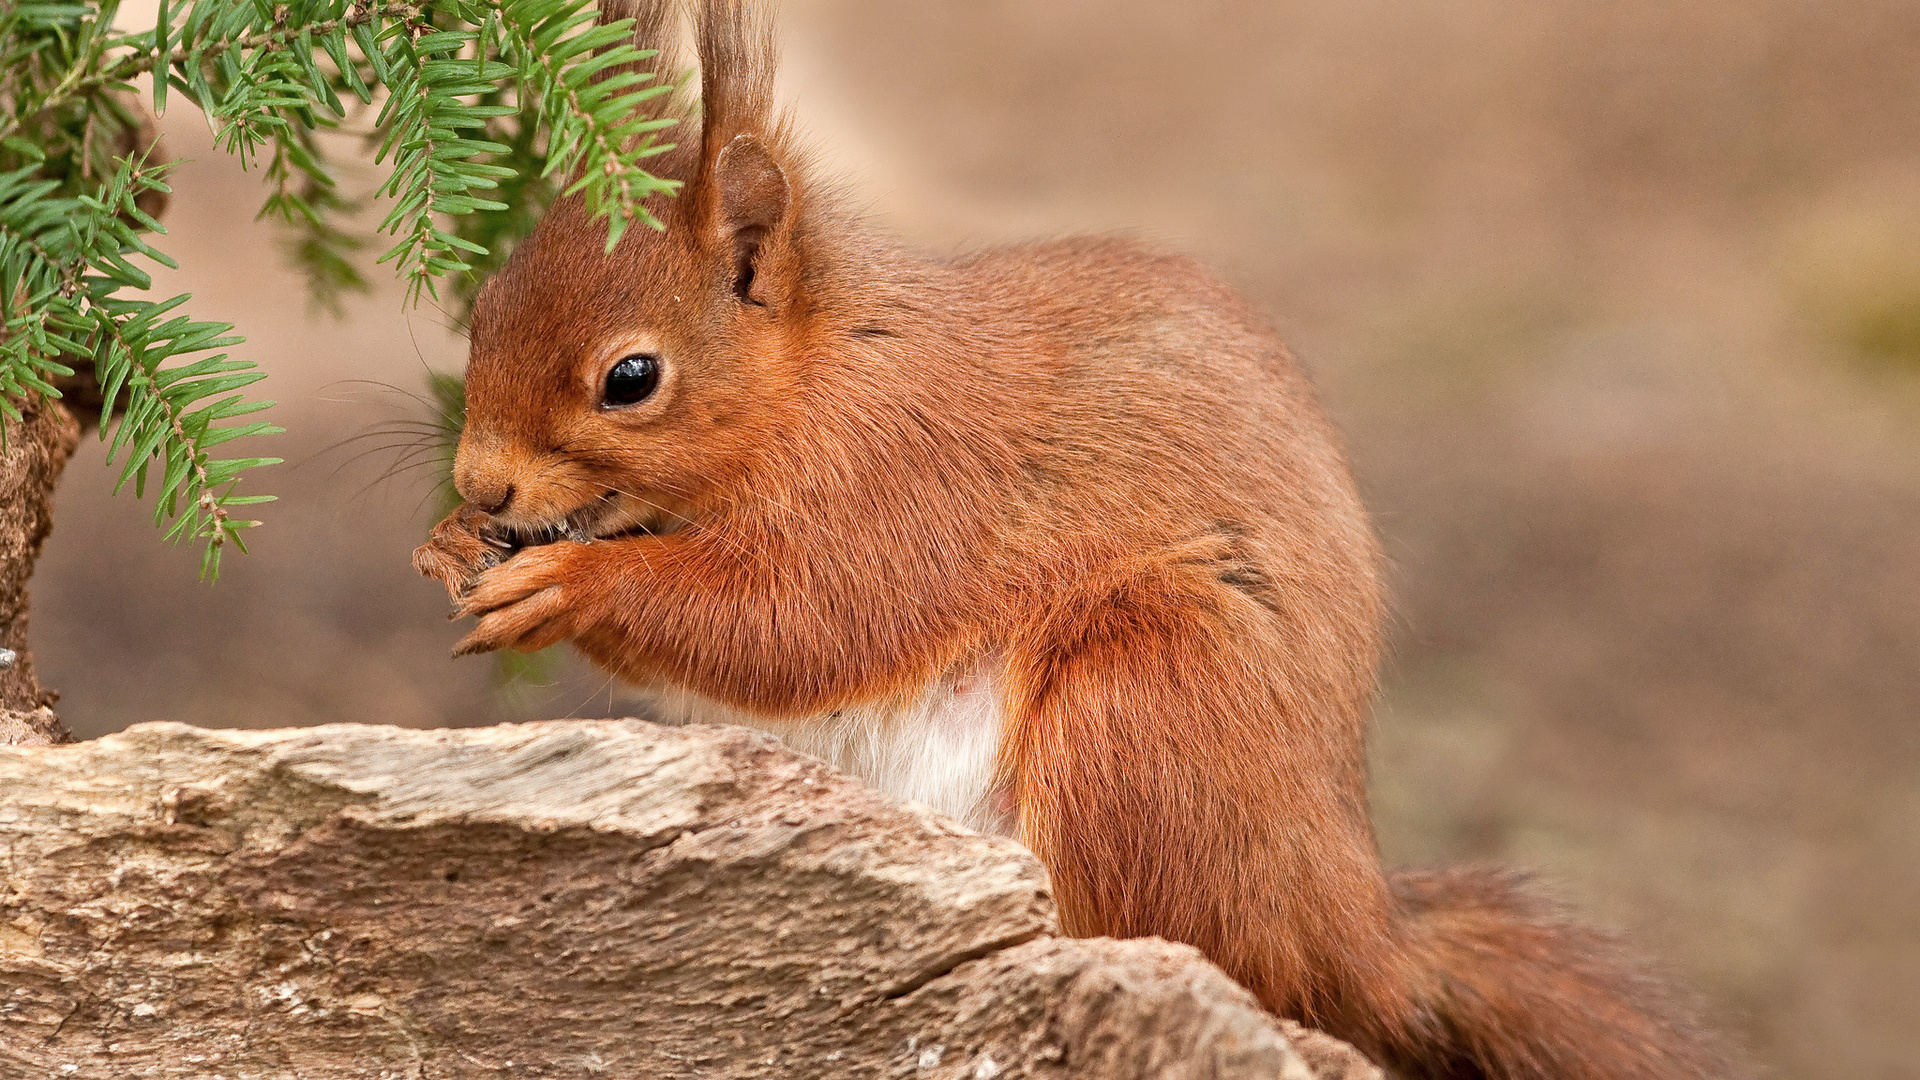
{"left": 413, "top": 2, "right": 1743, "bottom": 1076}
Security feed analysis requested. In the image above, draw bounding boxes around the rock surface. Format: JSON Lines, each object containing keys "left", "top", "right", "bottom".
{"left": 0, "top": 720, "right": 1381, "bottom": 1079}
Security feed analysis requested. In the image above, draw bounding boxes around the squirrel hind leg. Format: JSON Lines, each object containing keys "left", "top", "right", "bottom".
{"left": 1000, "top": 561, "right": 1404, "bottom": 1037}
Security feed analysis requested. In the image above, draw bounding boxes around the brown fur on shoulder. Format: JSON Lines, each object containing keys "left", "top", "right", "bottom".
{"left": 416, "top": 4, "right": 1753, "bottom": 1078}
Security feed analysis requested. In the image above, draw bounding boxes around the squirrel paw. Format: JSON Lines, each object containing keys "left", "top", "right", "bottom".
{"left": 413, "top": 504, "right": 509, "bottom": 600}
{"left": 450, "top": 542, "right": 593, "bottom": 656}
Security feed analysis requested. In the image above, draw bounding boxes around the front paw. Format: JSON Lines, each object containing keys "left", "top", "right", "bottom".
{"left": 451, "top": 543, "right": 598, "bottom": 656}
{"left": 413, "top": 504, "right": 508, "bottom": 599}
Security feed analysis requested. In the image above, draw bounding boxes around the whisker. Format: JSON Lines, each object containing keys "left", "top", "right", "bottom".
{"left": 319, "top": 441, "right": 438, "bottom": 479}
{"left": 564, "top": 669, "right": 625, "bottom": 721}
{"left": 412, "top": 295, "right": 470, "bottom": 338}
{"left": 315, "top": 378, "right": 435, "bottom": 405}
{"left": 314, "top": 379, "right": 463, "bottom": 430}
{"left": 353, "top": 455, "right": 454, "bottom": 504}
{"left": 323, "top": 440, "right": 447, "bottom": 483}
{"left": 307, "top": 424, "right": 444, "bottom": 461}
{"left": 372, "top": 445, "right": 453, "bottom": 478}
{"left": 412, "top": 483, "right": 453, "bottom": 521}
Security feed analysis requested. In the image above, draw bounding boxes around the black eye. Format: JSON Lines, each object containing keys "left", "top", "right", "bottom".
{"left": 602, "top": 353, "right": 660, "bottom": 408}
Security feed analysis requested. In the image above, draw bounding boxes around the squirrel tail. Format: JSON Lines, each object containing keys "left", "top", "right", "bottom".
{"left": 1370, "top": 868, "right": 1749, "bottom": 1080}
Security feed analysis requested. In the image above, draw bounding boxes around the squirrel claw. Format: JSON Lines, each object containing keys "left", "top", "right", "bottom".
{"left": 452, "top": 595, "right": 569, "bottom": 657}
{"left": 450, "top": 634, "right": 492, "bottom": 658}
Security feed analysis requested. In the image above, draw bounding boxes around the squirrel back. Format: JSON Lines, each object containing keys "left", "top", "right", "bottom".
{"left": 416, "top": 3, "right": 1749, "bottom": 1077}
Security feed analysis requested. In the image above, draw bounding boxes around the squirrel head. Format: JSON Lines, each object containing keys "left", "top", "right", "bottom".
{"left": 454, "top": 0, "right": 801, "bottom": 542}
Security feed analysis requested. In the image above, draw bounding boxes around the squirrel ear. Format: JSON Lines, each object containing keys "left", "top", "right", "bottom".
{"left": 711, "top": 134, "right": 790, "bottom": 309}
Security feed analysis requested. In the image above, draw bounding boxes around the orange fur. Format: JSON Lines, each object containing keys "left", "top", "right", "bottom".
{"left": 413, "top": 3, "right": 1748, "bottom": 1076}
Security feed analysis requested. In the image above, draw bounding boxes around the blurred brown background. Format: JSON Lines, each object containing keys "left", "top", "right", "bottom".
{"left": 45, "top": 2, "right": 1920, "bottom": 1077}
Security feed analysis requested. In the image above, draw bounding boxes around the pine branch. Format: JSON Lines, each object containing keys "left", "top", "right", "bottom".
{"left": 493, "top": 0, "right": 678, "bottom": 248}
{"left": 0, "top": 2, "right": 423, "bottom": 143}
{"left": 0, "top": 156, "right": 278, "bottom": 576}
{"left": 372, "top": 21, "right": 517, "bottom": 299}
{"left": 1, "top": 0, "right": 682, "bottom": 574}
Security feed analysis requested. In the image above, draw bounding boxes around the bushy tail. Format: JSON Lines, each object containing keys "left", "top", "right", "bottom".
{"left": 1379, "top": 868, "right": 1750, "bottom": 1080}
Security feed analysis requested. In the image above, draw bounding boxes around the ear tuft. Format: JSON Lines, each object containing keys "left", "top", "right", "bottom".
{"left": 713, "top": 134, "right": 789, "bottom": 307}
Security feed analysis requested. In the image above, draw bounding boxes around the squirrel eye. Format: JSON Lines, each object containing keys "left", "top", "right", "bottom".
{"left": 602, "top": 353, "right": 661, "bottom": 408}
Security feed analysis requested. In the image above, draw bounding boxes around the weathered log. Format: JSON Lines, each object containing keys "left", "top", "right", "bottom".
{"left": 0, "top": 719, "right": 1381, "bottom": 1079}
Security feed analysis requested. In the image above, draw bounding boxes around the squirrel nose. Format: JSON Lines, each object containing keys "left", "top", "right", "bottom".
{"left": 454, "top": 464, "right": 515, "bottom": 514}
{"left": 469, "top": 484, "right": 514, "bottom": 515}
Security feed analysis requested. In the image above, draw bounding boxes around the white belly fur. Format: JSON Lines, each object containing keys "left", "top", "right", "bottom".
{"left": 640, "top": 656, "right": 1013, "bottom": 836}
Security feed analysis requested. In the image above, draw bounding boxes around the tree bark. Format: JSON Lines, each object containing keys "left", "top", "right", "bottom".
{"left": 0, "top": 393, "right": 79, "bottom": 746}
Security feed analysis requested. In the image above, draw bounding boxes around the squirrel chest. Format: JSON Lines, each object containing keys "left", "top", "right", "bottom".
{"left": 641, "top": 653, "right": 1014, "bottom": 836}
